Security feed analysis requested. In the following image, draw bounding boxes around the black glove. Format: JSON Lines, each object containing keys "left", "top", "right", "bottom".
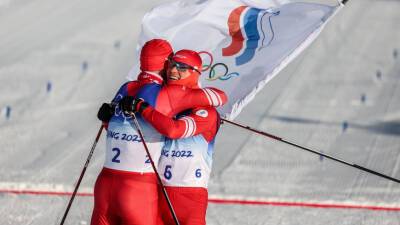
{"left": 119, "top": 96, "right": 149, "bottom": 115}
{"left": 97, "top": 103, "right": 114, "bottom": 122}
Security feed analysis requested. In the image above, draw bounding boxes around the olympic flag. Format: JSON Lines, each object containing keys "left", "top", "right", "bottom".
{"left": 128, "top": 0, "right": 343, "bottom": 120}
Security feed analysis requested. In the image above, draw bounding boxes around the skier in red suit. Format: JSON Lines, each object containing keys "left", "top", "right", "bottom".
{"left": 121, "top": 50, "right": 223, "bottom": 225}
{"left": 93, "top": 41, "right": 227, "bottom": 225}
{"left": 91, "top": 39, "right": 172, "bottom": 225}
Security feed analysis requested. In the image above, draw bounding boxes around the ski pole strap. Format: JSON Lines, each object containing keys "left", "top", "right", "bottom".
{"left": 222, "top": 119, "right": 400, "bottom": 184}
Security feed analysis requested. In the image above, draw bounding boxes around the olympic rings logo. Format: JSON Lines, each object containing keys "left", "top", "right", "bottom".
{"left": 199, "top": 51, "right": 240, "bottom": 81}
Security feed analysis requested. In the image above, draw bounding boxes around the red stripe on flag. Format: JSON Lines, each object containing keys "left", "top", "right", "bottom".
{"left": 222, "top": 6, "right": 247, "bottom": 56}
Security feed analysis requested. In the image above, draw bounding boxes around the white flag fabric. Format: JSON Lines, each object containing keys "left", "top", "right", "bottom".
{"left": 128, "top": 0, "right": 343, "bottom": 120}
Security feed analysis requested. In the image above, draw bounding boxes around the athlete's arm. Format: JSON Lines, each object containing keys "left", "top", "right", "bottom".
{"left": 98, "top": 81, "right": 142, "bottom": 130}
{"left": 141, "top": 106, "right": 217, "bottom": 141}
{"left": 189, "top": 87, "right": 228, "bottom": 107}
{"left": 165, "top": 85, "right": 228, "bottom": 111}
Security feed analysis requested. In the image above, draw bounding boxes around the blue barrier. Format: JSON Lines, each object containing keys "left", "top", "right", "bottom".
{"left": 82, "top": 61, "right": 88, "bottom": 72}
{"left": 114, "top": 40, "right": 121, "bottom": 49}
{"left": 342, "top": 121, "right": 348, "bottom": 132}
{"left": 47, "top": 81, "right": 52, "bottom": 93}
{"left": 361, "top": 94, "right": 366, "bottom": 103}
{"left": 376, "top": 70, "right": 382, "bottom": 80}
{"left": 5, "top": 106, "right": 11, "bottom": 119}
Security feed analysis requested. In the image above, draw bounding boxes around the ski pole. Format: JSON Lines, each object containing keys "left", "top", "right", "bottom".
{"left": 222, "top": 119, "right": 400, "bottom": 184}
{"left": 131, "top": 113, "right": 180, "bottom": 225}
{"left": 60, "top": 124, "right": 104, "bottom": 225}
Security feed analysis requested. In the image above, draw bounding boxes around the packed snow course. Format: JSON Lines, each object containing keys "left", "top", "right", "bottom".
{"left": 0, "top": 0, "right": 399, "bottom": 224}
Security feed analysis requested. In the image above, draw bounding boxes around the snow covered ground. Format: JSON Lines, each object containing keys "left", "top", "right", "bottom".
{"left": 0, "top": 0, "right": 399, "bottom": 224}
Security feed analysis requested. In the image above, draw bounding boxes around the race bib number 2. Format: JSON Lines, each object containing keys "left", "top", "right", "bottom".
{"left": 112, "top": 148, "right": 121, "bottom": 163}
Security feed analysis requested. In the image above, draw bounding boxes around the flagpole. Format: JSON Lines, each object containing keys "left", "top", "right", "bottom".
{"left": 222, "top": 119, "right": 400, "bottom": 184}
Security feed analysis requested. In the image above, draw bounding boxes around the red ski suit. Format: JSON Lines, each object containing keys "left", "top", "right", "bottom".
{"left": 91, "top": 72, "right": 226, "bottom": 225}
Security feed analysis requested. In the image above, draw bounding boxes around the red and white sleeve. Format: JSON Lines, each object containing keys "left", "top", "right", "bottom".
{"left": 182, "top": 87, "right": 227, "bottom": 108}
{"left": 199, "top": 87, "right": 227, "bottom": 107}
{"left": 141, "top": 106, "right": 217, "bottom": 140}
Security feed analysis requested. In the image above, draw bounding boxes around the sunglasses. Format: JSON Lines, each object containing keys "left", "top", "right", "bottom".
{"left": 169, "top": 59, "right": 201, "bottom": 74}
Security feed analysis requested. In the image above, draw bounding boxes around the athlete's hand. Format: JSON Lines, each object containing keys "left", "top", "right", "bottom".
{"left": 97, "top": 103, "right": 114, "bottom": 122}
{"left": 119, "top": 96, "right": 149, "bottom": 115}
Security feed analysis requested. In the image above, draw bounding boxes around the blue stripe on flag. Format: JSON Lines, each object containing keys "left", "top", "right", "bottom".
{"left": 235, "top": 8, "right": 261, "bottom": 66}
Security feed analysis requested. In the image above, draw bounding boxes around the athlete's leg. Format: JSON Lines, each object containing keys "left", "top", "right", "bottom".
{"left": 181, "top": 189, "right": 207, "bottom": 225}
{"left": 159, "top": 187, "right": 208, "bottom": 225}
{"left": 116, "top": 173, "right": 159, "bottom": 225}
{"left": 90, "top": 169, "right": 119, "bottom": 225}
{"left": 159, "top": 188, "right": 176, "bottom": 225}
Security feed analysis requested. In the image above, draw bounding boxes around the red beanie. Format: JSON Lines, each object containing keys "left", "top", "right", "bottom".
{"left": 172, "top": 49, "right": 202, "bottom": 72}
{"left": 140, "top": 39, "right": 173, "bottom": 71}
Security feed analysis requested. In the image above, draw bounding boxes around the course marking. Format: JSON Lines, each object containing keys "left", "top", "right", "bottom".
{"left": 1, "top": 187, "right": 399, "bottom": 212}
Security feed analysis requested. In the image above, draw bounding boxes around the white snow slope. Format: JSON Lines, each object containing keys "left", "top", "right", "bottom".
{"left": 0, "top": 0, "right": 399, "bottom": 224}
